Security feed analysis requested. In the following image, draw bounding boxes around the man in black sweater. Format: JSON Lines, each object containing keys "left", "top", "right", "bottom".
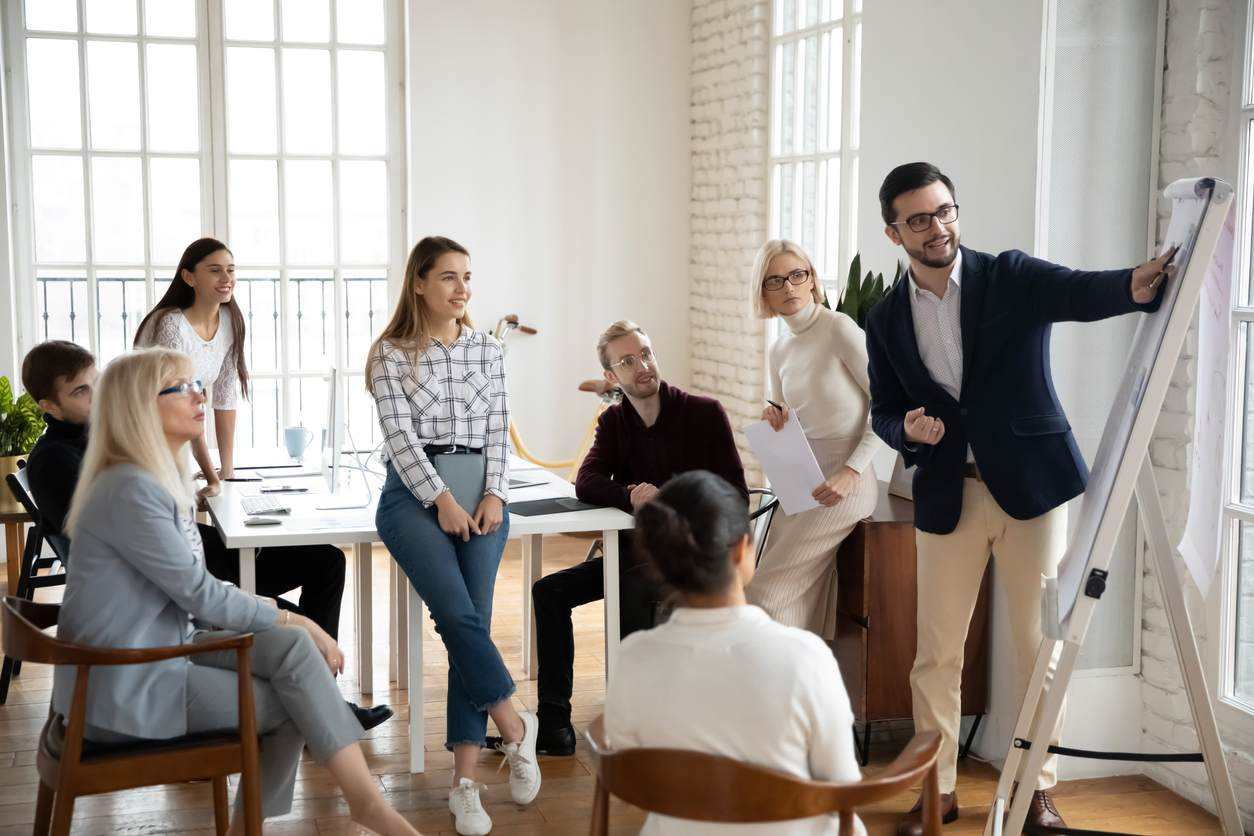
{"left": 529, "top": 320, "right": 749, "bottom": 754}
{"left": 20, "top": 340, "right": 391, "bottom": 731}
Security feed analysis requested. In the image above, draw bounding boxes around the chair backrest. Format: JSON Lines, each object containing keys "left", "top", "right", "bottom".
{"left": 585, "top": 716, "right": 942, "bottom": 835}
{"left": 748, "top": 488, "right": 778, "bottom": 566}
{"left": 5, "top": 469, "right": 69, "bottom": 563}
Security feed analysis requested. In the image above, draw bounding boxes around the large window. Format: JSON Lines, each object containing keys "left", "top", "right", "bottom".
{"left": 4, "top": 0, "right": 403, "bottom": 451}
{"left": 1226, "top": 19, "right": 1254, "bottom": 711}
{"left": 768, "top": 0, "right": 861, "bottom": 297}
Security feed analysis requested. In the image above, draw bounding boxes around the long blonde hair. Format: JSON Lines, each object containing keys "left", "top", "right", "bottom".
{"left": 365, "top": 236, "right": 474, "bottom": 394}
{"left": 748, "top": 239, "right": 825, "bottom": 319}
{"left": 66, "top": 349, "right": 196, "bottom": 534}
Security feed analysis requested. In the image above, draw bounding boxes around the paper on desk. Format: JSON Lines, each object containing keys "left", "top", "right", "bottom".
{"left": 744, "top": 413, "right": 822, "bottom": 515}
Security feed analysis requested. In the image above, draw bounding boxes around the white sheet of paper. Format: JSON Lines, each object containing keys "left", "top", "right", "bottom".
{"left": 744, "top": 413, "right": 823, "bottom": 515}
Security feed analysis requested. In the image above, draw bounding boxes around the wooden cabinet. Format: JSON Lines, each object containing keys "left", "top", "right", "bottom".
{"left": 832, "top": 482, "right": 990, "bottom": 737}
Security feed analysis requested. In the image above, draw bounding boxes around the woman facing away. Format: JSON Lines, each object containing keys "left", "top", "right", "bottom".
{"left": 366, "top": 236, "right": 540, "bottom": 836}
{"left": 745, "top": 239, "right": 883, "bottom": 637}
{"left": 53, "top": 348, "right": 422, "bottom": 836}
{"left": 604, "top": 470, "right": 865, "bottom": 835}
{"left": 134, "top": 237, "right": 247, "bottom": 505}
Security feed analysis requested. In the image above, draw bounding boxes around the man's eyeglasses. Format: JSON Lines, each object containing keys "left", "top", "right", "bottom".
{"left": 763, "top": 268, "right": 811, "bottom": 292}
{"left": 891, "top": 204, "right": 959, "bottom": 233}
{"left": 158, "top": 379, "right": 205, "bottom": 398}
{"left": 608, "top": 347, "right": 657, "bottom": 373}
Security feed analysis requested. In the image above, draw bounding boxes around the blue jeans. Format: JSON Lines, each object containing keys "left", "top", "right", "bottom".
{"left": 376, "top": 465, "right": 515, "bottom": 748}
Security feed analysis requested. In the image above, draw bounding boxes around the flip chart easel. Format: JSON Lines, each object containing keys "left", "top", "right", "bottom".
{"left": 986, "top": 178, "right": 1243, "bottom": 836}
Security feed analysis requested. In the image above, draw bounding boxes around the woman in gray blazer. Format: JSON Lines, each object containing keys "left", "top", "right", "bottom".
{"left": 53, "top": 348, "right": 423, "bottom": 836}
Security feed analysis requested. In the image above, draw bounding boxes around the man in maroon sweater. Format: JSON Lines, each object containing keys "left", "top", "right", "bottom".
{"left": 531, "top": 320, "right": 748, "bottom": 754}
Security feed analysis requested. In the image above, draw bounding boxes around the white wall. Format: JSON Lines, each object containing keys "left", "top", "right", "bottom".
{"left": 405, "top": 0, "right": 691, "bottom": 462}
{"left": 858, "top": 1, "right": 1047, "bottom": 279}
{"left": 1043, "top": 0, "right": 1160, "bottom": 777}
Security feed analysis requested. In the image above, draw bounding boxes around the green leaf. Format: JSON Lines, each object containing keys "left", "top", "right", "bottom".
{"left": 0, "top": 377, "right": 12, "bottom": 414}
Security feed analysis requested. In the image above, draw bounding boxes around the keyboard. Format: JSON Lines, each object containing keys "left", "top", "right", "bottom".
{"left": 241, "top": 495, "right": 291, "bottom": 515}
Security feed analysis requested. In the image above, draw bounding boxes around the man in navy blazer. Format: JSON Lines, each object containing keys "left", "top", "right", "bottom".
{"left": 865, "top": 162, "right": 1174, "bottom": 836}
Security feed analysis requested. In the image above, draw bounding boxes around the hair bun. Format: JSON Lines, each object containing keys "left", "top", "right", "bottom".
{"left": 636, "top": 498, "right": 699, "bottom": 559}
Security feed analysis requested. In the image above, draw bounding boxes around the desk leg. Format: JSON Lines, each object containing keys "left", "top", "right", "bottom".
{"left": 356, "top": 543, "right": 373, "bottom": 695}
{"left": 602, "top": 530, "right": 620, "bottom": 683}
{"left": 4, "top": 524, "right": 23, "bottom": 594}
{"left": 239, "top": 547, "right": 257, "bottom": 594}
{"left": 407, "top": 583, "right": 425, "bottom": 773}
{"left": 396, "top": 562, "right": 408, "bottom": 687}
{"left": 520, "top": 534, "right": 542, "bottom": 680}
{"left": 389, "top": 563, "right": 399, "bottom": 684}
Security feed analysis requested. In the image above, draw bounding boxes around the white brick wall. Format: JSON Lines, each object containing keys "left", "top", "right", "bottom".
{"left": 1144, "top": 0, "right": 1254, "bottom": 827}
{"left": 690, "top": 0, "right": 771, "bottom": 484}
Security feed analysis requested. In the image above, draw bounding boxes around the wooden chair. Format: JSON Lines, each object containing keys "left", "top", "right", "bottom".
{"left": 1, "top": 466, "right": 70, "bottom": 704}
{"left": 585, "top": 715, "right": 943, "bottom": 836}
{"left": 1, "top": 597, "right": 264, "bottom": 836}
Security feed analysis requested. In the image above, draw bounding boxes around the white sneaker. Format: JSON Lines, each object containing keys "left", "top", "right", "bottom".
{"left": 448, "top": 778, "right": 492, "bottom": 835}
{"left": 496, "top": 710, "right": 542, "bottom": 804}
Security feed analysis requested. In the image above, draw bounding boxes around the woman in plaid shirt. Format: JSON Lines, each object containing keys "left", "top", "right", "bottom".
{"left": 366, "top": 236, "right": 540, "bottom": 836}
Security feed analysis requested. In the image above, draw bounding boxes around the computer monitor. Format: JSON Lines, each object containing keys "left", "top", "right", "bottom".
{"left": 322, "top": 366, "right": 343, "bottom": 492}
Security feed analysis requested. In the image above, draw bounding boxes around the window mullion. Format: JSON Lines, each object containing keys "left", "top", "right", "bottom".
{"left": 330, "top": 1, "right": 345, "bottom": 391}
{"left": 838, "top": 1, "right": 856, "bottom": 288}
{"left": 274, "top": 1, "right": 292, "bottom": 431}
{"left": 204, "top": 0, "right": 228, "bottom": 239}
{"left": 137, "top": 4, "right": 155, "bottom": 310}
{"left": 76, "top": 0, "right": 99, "bottom": 355}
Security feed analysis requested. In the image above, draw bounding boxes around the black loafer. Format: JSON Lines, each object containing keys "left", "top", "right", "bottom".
{"left": 485, "top": 721, "right": 577, "bottom": 757}
{"left": 535, "top": 721, "right": 577, "bottom": 756}
{"left": 348, "top": 702, "right": 394, "bottom": 731}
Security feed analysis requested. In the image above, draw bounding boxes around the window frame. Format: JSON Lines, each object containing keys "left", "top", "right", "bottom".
{"left": 2, "top": 0, "right": 407, "bottom": 450}
{"left": 767, "top": 0, "right": 862, "bottom": 302}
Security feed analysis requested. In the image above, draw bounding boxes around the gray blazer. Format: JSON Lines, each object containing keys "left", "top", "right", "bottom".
{"left": 51, "top": 464, "right": 277, "bottom": 739}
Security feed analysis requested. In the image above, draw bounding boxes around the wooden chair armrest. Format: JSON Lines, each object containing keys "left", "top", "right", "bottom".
{"left": 61, "top": 632, "right": 256, "bottom": 667}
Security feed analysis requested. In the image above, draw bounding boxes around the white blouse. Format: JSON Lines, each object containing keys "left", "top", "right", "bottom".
{"left": 604, "top": 605, "right": 865, "bottom": 836}
{"left": 138, "top": 308, "right": 241, "bottom": 410}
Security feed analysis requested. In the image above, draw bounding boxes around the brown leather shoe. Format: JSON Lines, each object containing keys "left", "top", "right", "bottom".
{"left": 896, "top": 791, "right": 959, "bottom": 836}
{"left": 1023, "top": 790, "right": 1067, "bottom": 833}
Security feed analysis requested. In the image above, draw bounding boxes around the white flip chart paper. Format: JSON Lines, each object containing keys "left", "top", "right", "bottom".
{"left": 745, "top": 412, "right": 823, "bottom": 515}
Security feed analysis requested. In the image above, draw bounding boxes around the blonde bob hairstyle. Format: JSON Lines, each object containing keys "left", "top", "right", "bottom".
{"left": 748, "top": 239, "right": 825, "bottom": 319}
{"left": 66, "top": 348, "right": 196, "bottom": 534}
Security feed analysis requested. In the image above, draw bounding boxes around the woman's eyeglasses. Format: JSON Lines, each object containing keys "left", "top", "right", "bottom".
{"left": 158, "top": 379, "right": 205, "bottom": 398}
{"left": 608, "top": 347, "right": 657, "bottom": 372}
{"left": 763, "top": 268, "right": 811, "bottom": 292}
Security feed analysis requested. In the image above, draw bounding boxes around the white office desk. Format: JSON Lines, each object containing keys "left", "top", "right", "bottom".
{"left": 205, "top": 455, "right": 633, "bottom": 772}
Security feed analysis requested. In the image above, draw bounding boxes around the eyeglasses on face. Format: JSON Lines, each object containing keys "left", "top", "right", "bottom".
{"left": 892, "top": 203, "right": 960, "bottom": 233}
{"left": 608, "top": 347, "right": 657, "bottom": 372}
{"left": 158, "top": 379, "right": 205, "bottom": 398}
{"left": 763, "top": 268, "right": 811, "bottom": 292}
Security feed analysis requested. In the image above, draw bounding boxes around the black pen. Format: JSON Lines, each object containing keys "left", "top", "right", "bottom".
{"left": 766, "top": 399, "right": 784, "bottom": 411}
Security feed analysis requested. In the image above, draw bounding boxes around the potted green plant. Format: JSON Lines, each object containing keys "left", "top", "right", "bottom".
{"left": 0, "top": 376, "right": 45, "bottom": 514}
{"left": 827, "top": 254, "right": 905, "bottom": 328}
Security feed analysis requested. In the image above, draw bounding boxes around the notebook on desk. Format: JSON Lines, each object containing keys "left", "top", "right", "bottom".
{"left": 509, "top": 497, "right": 601, "bottom": 516}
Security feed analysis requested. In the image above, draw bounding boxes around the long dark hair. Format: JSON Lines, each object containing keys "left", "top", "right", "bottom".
{"left": 635, "top": 471, "right": 751, "bottom": 596}
{"left": 134, "top": 237, "right": 249, "bottom": 400}
{"left": 364, "top": 236, "right": 473, "bottom": 394}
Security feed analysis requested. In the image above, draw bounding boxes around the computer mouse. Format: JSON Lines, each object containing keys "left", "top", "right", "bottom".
{"left": 243, "top": 516, "right": 283, "bottom": 526}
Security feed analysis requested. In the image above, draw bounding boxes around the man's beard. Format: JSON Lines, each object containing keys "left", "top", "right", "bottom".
{"left": 908, "top": 233, "right": 960, "bottom": 269}
{"left": 620, "top": 377, "right": 660, "bottom": 400}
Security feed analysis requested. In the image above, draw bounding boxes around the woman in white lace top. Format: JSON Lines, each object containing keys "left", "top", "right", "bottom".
{"left": 135, "top": 238, "right": 249, "bottom": 503}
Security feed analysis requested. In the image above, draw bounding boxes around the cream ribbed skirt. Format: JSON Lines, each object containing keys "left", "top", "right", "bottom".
{"left": 747, "top": 437, "right": 877, "bottom": 638}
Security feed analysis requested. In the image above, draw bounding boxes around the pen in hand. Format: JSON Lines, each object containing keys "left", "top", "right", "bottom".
{"left": 764, "top": 400, "right": 789, "bottom": 432}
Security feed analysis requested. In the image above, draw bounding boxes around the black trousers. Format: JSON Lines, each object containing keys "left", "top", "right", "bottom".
{"left": 198, "top": 523, "right": 347, "bottom": 639}
{"left": 532, "top": 531, "right": 660, "bottom": 723}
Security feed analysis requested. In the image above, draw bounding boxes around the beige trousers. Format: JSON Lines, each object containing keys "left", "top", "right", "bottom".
{"left": 912, "top": 477, "right": 1067, "bottom": 793}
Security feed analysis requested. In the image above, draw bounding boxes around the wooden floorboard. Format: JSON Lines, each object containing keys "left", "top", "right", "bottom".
{"left": 0, "top": 535, "right": 1226, "bottom": 834}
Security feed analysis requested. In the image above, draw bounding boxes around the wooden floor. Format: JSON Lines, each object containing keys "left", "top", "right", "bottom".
{"left": 0, "top": 535, "right": 1226, "bottom": 835}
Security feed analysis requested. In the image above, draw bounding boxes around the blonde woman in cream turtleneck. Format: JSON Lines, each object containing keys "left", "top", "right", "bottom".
{"left": 745, "top": 239, "right": 884, "bottom": 637}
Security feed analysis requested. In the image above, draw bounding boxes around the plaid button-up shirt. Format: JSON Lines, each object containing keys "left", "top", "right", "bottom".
{"left": 369, "top": 329, "right": 509, "bottom": 507}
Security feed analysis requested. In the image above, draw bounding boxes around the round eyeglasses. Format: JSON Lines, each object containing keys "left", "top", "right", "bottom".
{"left": 892, "top": 204, "right": 959, "bottom": 233}
{"left": 158, "top": 379, "right": 205, "bottom": 398}
{"left": 763, "top": 268, "right": 811, "bottom": 292}
{"left": 608, "top": 347, "right": 657, "bottom": 373}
